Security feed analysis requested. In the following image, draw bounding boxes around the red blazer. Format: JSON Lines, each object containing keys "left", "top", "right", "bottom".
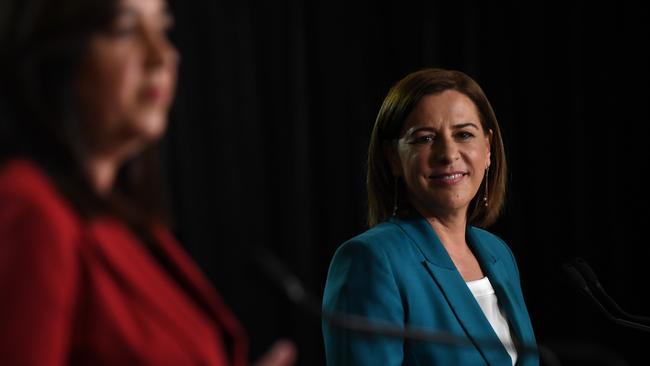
{"left": 0, "top": 159, "right": 248, "bottom": 365}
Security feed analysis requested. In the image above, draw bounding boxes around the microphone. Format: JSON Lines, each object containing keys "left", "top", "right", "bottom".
{"left": 252, "top": 246, "right": 560, "bottom": 365}
{"left": 571, "top": 258, "right": 650, "bottom": 323}
{"left": 562, "top": 261, "right": 650, "bottom": 333}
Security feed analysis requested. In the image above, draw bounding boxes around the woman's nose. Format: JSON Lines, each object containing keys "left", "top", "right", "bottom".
{"left": 431, "top": 136, "right": 459, "bottom": 164}
{"left": 143, "top": 28, "right": 178, "bottom": 70}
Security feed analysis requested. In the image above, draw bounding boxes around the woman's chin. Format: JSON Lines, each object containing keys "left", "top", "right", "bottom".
{"left": 113, "top": 114, "right": 168, "bottom": 160}
{"left": 133, "top": 112, "right": 169, "bottom": 142}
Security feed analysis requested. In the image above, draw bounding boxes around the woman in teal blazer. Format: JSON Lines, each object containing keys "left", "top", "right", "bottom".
{"left": 322, "top": 69, "right": 538, "bottom": 365}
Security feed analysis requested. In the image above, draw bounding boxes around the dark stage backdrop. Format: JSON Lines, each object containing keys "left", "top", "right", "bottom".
{"left": 163, "top": 1, "right": 650, "bottom": 365}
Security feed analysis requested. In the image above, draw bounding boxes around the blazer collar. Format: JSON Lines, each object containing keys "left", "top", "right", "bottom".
{"left": 390, "top": 216, "right": 514, "bottom": 365}
{"left": 388, "top": 215, "right": 499, "bottom": 268}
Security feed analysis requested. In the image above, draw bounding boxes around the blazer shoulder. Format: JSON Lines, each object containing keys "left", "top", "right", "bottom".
{"left": 341, "top": 221, "right": 410, "bottom": 254}
{"left": 0, "top": 159, "right": 81, "bottom": 242}
{"left": 470, "top": 226, "right": 516, "bottom": 258}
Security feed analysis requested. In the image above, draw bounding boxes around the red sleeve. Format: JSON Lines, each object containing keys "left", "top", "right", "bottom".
{"left": 0, "top": 188, "right": 80, "bottom": 365}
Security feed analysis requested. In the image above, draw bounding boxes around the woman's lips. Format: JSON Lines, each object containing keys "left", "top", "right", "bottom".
{"left": 429, "top": 172, "right": 467, "bottom": 185}
{"left": 140, "top": 86, "right": 169, "bottom": 104}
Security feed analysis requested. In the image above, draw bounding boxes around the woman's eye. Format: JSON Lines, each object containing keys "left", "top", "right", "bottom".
{"left": 457, "top": 131, "right": 474, "bottom": 140}
{"left": 106, "top": 20, "right": 138, "bottom": 38}
{"left": 111, "top": 27, "right": 137, "bottom": 37}
{"left": 411, "top": 135, "right": 434, "bottom": 144}
{"left": 106, "top": 11, "right": 139, "bottom": 38}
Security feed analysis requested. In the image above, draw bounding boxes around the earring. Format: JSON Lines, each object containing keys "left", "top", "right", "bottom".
{"left": 392, "top": 176, "right": 399, "bottom": 216}
{"left": 483, "top": 167, "right": 489, "bottom": 207}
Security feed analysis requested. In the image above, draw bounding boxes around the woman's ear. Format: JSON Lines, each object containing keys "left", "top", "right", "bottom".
{"left": 383, "top": 140, "right": 402, "bottom": 177}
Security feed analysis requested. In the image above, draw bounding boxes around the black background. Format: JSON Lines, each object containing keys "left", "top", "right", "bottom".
{"left": 163, "top": 1, "right": 650, "bottom": 365}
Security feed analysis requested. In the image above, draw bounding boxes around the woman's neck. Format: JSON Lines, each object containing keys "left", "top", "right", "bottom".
{"left": 427, "top": 216, "right": 467, "bottom": 246}
{"left": 412, "top": 203, "right": 468, "bottom": 249}
{"left": 85, "top": 155, "right": 119, "bottom": 195}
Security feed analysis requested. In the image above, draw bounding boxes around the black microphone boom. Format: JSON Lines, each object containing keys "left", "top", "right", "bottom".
{"left": 563, "top": 262, "right": 650, "bottom": 333}
{"left": 571, "top": 258, "right": 650, "bottom": 323}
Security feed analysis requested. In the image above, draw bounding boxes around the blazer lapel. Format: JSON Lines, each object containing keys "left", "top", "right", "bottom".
{"left": 467, "top": 228, "right": 536, "bottom": 361}
{"left": 151, "top": 225, "right": 248, "bottom": 366}
{"left": 392, "top": 217, "right": 512, "bottom": 366}
{"left": 85, "top": 219, "right": 247, "bottom": 365}
{"left": 84, "top": 220, "right": 219, "bottom": 355}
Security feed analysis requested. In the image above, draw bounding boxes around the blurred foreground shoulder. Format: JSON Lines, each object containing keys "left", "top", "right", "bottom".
{"left": 0, "top": 159, "right": 81, "bottom": 242}
{"left": 0, "top": 158, "right": 82, "bottom": 365}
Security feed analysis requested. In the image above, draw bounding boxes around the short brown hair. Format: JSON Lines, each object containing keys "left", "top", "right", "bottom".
{"left": 367, "top": 68, "right": 507, "bottom": 228}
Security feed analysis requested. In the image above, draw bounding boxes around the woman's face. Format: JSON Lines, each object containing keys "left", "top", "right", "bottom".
{"left": 76, "top": 0, "right": 178, "bottom": 158}
{"left": 390, "top": 90, "right": 491, "bottom": 219}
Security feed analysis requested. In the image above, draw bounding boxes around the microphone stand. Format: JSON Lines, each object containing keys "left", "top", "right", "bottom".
{"left": 572, "top": 258, "right": 650, "bottom": 323}
{"left": 563, "top": 261, "right": 650, "bottom": 333}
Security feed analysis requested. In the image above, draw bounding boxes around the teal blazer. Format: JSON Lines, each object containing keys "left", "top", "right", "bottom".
{"left": 322, "top": 216, "right": 538, "bottom": 366}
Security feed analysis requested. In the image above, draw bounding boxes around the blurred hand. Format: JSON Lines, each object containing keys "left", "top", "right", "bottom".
{"left": 253, "top": 339, "right": 297, "bottom": 366}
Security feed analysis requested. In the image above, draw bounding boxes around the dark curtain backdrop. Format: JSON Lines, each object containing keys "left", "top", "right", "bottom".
{"left": 163, "top": 1, "right": 650, "bottom": 365}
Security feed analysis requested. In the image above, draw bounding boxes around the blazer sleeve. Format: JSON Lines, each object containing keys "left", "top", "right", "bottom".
{"left": 322, "top": 239, "right": 404, "bottom": 366}
{"left": 0, "top": 191, "right": 80, "bottom": 365}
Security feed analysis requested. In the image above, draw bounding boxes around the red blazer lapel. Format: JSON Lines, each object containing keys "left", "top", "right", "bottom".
{"left": 85, "top": 219, "right": 235, "bottom": 363}
{"left": 151, "top": 225, "right": 249, "bottom": 366}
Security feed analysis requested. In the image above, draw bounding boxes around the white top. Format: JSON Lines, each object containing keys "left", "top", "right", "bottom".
{"left": 466, "top": 276, "right": 517, "bottom": 365}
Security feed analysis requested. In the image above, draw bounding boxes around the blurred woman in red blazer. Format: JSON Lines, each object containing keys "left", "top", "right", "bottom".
{"left": 0, "top": 0, "right": 295, "bottom": 365}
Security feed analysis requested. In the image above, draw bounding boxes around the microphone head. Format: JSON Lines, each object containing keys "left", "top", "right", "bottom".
{"left": 252, "top": 246, "right": 305, "bottom": 301}
{"left": 572, "top": 257, "right": 601, "bottom": 286}
{"left": 251, "top": 246, "right": 322, "bottom": 314}
{"left": 564, "top": 261, "right": 650, "bottom": 332}
{"left": 562, "top": 262, "right": 590, "bottom": 293}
